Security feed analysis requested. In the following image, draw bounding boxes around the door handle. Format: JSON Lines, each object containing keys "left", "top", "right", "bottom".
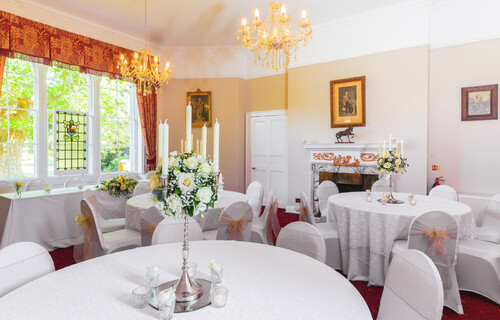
{"left": 252, "top": 167, "right": 256, "bottom": 170}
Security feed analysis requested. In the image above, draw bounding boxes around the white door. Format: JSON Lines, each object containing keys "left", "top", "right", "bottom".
{"left": 246, "top": 110, "right": 287, "bottom": 208}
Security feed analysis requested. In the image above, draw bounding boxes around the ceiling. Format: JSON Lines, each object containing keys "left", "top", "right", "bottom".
{"left": 31, "top": 0, "right": 408, "bottom": 47}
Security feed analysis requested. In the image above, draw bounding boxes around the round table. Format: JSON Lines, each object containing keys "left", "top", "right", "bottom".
{"left": 327, "top": 192, "right": 475, "bottom": 286}
{"left": 126, "top": 190, "right": 248, "bottom": 231}
{"left": 0, "top": 241, "right": 372, "bottom": 320}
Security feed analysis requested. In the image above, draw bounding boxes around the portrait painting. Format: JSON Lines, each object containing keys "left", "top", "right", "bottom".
{"left": 330, "top": 76, "right": 366, "bottom": 128}
{"left": 187, "top": 89, "right": 212, "bottom": 127}
{"left": 461, "top": 84, "right": 498, "bottom": 121}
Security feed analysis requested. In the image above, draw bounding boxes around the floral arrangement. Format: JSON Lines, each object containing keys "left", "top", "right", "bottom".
{"left": 43, "top": 187, "right": 51, "bottom": 194}
{"left": 13, "top": 181, "right": 23, "bottom": 197}
{"left": 376, "top": 150, "right": 408, "bottom": 175}
{"left": 97, "top": 174, "right": 138, "bottom": 197}
{"left": 152, "top": 152, "right": 221, "bottom": 218}
{"left": 77, "top": 184, "right": 84, "bottom": 190}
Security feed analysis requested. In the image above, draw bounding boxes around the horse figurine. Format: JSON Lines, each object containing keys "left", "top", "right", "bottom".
{"left": 335, "top": 127, "right": 354, "bottom": 143}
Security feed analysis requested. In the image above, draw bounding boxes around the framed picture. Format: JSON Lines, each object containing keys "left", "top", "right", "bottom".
{"left": 330, "top": 76, "right": 366, "bottom": 128}
{"left": 461, "top": 84, "right": 498, "bottom": 121}
{"left": 187, "top": 89, "right": 212, "bottom": 127}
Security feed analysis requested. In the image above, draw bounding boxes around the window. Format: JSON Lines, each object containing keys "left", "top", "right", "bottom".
{"left": 0, "top": 59, "right": 36, "bottom": 179}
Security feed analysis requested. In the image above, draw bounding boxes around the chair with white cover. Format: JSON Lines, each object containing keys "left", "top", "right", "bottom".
{"left": 64, "top": 176, "right": 86, "bottom": 188}
{"left": 126, "top": 171, "right": 141, "bottom": 181}
{"left": 0, "top": 242, "right": 55, "bottom": 298}
{"left": 371, "top": 178, "right": 391, "bottom": 193}
{"left": 98, "top": 173, "right": 113, "bottom": 184}
{"left": 0, "top": 180, "right": 15, "bottom": 194}
{"left": 203, "top": 202, "right": 254, "bottom": 241}
{"left": 152, "top": 217, "right": 203, "bottom": 245}
{"left": 318, "top": 180, "right": 339, "bottom": 222}
{"left": 25, "top": 179, "right": 50, "bottom": 191}
{"left": 429, "top": 185, "right": 458, "bottom": 201}
{"left": 250, "top": 189, "right": 275, "bottom": 244}
{"left": 267, "top": 197, "right": 281, "bottom": 246}
{"left": 276, "top": 221, "right": 327, "bottom": 263}
{"left": 86, "top": 195, "right": 125, "bottom": 233}
{"left": 246, "top": 181, "right": 264, "bottom": 219}
{"left": 475, "top": 193, "right": 500, "bottom": 244}
{"left": 405, "top": 211, "right": 463, "bottom": 314}
{"left": 140, "top": 207, "right": 164, "bottom": 246}
{"left": 133, "top": 181, "right": 150, "bottom": 197}
{"left": 145, "top": 171, "right": 154, "bottom": 180}
{"left": 80, "top": 199, "right": 141, "bottom": 258}
{"left": 377, "top": 249, "right": 443, "bottom": 320}
{"left": 300, "top": 192, "right": 342, "bottom": 269}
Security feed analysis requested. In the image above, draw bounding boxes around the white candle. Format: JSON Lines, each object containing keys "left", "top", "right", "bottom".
{"left": 186, "top": 103, "right": 192, "bottom": 153}
{"left": 181, "top": 139, "right": 184, "bottom": 154}
{"left": 389, "top": 133, "right": 392, "bottom": 150}
{"left": 396, "top": 140, "right": 399, "bottom": 154}
{"left": 378, "top": 141, "right": 381, "bottom": 156}
{"left": 201, "top": 124, "right": 207, "bottom": 157}
{"left": 401, "top": 140, "right": 404, "bottom": 157}
{"left": 213, "top": 119, "right": 220, "bottom": 172}
{"left": 191, "top": 134, "right": 194, "bottom": 152}
{"left": 383, "top": 141, "right": 386, "bottom": 154}
{"left": 162, "top": 120, "right": 169, "bottom": 175}
{"left": 158, "top": 121, "right": 164, "bottom": 162}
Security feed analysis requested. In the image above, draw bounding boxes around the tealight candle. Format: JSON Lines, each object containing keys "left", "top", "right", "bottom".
{"left": 210, "top": 285, "right": 229, "bottom": 308}
{"left": 410, "top": 199, "right": 417, "bottom": 206}
{"left": 366, "top": 195, "right": 372, "bottom": 202}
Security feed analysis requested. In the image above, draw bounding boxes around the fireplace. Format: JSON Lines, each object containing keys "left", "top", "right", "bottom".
{"left": 319, "top": 172, "right": 378, "bottom": 193}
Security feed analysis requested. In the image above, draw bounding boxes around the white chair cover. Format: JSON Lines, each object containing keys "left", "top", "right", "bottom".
{"left": 276, "top": 221, "right": 327, "bottom": 263}
{"left": 250, "top": 189, "right": 274, "bottom": 244}
{"left": 246, "top": 181, "right": 264, "bottom": 219}
{"left": 318, "top": 180, "right": 339, "bottom": 219}
{"left": 0, "top": 180, "right": 15, "bottom": 194}
{"left": 133, "top": 181, "right": 150, "bottom": 197}
{"left": 98, "top": 173, "right": 113, "bottom": 184}
{"left": 0, "top": 242, "right": 55, "bottom": 298}
{"left": 408, "top": 211, "right": 463, "bottom": 314}
{"left": 428, "top": 185, "right": 458, "bottom": 201}
{"left": 299, "top": 192, "right": 314, "bottom": 225}
{"left": 25, "top": 179, "right": 50, "bottom": 191}
{"left": 371, "top": 179, "right": 391, "bottom": 193}
{"left": 151, "top": 217, "right": 203, "bottom": 245}
{"left": 475, "top": 193, "right": 500, "bottom": 244}
{"left": 64, "top": 176, "right": 86, "bottom": 188}
{"left": 140, "top": 207, "right": 164, "bottom": 246}
{"left": 126, "top": 171, "right": 141, "bottom": 181}
{"left": 85, "top": 194, "right": 125, "bottom": 233}
{"left": 216, "top": 201, "right": 254, "bottom": 241}
{"left": 378, "top": 249, "right": 443, "bottom": 320}
{"left": 145, "top": 171, "right": 154, "bottom": 180}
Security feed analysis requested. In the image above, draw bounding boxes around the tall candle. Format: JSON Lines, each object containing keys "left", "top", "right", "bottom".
{"left": 201, "top": 124, "right": 207, "bottom": 157}
{"left": 383, "top": 141, "right": 386, "bottom": 154}
{"left": 389, "top": 133, "right": 392, "bottom": 150}
{"left": 162, "top": 120, "right": 169, "bottom": 175}
{"left": 191, "top": 134, "right": 194, "bottom": 152}
{"left": 181, "top": 138, "right": 184, "bottom": 154}
{"left": 378, "top": 141, "right": 381, "bottom": 156}
{"left": 158, "top": 120, "right": 164, "bottom": 162}
{"left": 186, "top": 103, "right": 192, "bottom": 153}
{"left": 213, "top": 119, "right": 220, "bottom": 172}
{"left": 396, "top": 140, "right": 399, "bottom": 154}
{"left": 401, "top": 140, "right": 404, "bottom": 157}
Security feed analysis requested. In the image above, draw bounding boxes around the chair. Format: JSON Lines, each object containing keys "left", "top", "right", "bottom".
{"left": 98, "top": 173, "right": 113, "bottom": 184}
{"left": 429, "top": 185, "right": 458, "bottom": 201}
{"left": 0, "top": 180, "right": 15, "bottom": 194}
{"left": 25, "top": 179, "right": 50, "bottom": 191}
{"left": 133, "top": 181, "right": 150, "bottom": 197}
{"left": 377, "top": 250, "right": 443, "bottom": 320}
{"left": 203, "top": 202, "right": 254, "bottom": 241}
{"left": 152, "top": 217, "right": 203, "bottom": 245}
{"left": 276, "top": 221, "right": 327, "bottom": 263}
{"left": 86, "top": 195, "right": 125, "bottom": 233}
{"left": 246, "top": 181, "right": 264, "bottom": 219}
{"left": 300, "top": 192, "right": 342, "bottom": 269}
{"left": 250, "top": 189, "right": 275, "bottom": 244}
{"left": 145, "top": 171, "right": 155, "bottom": 180}
{"left": 140, "top": 207, "right": 164, "bottom": 246}
{"left": 80, "top": 199, "right": 141, "bottom": 257}
{"left": 475, "top": 193, "right": 500, "bottom": 244}
{"left": 405, "top": 211, "right": 463, "bottom": 314}
{"left": 126, "top": 171, "right": 141, "bottom": 181}
{"left": 64, "top": 176, "right": 86, "bottom": 188}
{"left": 0, "top": 242, "right": 55, "bottom": 297}
{"left": 371, "top": 178, "right": 391, "bottom": 193}
{"left": 318, "top": 180, "right": 339, "bottom": 222}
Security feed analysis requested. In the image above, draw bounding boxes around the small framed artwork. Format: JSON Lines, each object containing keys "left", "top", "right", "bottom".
{"left": 461, "top": 84, "right": 498, "bottom": 121}
{"left": 187, "top": 89, "right": 212, "bottom": 127}
{"left": 330, "top": 76, "right": 366, "bottom": 128}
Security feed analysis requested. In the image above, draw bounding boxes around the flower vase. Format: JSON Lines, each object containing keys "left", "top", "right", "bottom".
{"left": 386, "top": 175, "right": 403, "bottom": 204}
{"left": 15, "top": 187, "right": 21, "bottom": 198}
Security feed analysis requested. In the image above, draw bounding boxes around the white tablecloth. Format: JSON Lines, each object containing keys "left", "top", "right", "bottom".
{"left": 0, "top": 241, "right": 371, "bottom": 320}
{"left": 0, "top": 187, "right": 128, "bottom": 250}
{"left": 327, "top": 192, "right": 475, "bottom": 286}
{"left": 125, "top": 190, "right": 248, "bottom": 232}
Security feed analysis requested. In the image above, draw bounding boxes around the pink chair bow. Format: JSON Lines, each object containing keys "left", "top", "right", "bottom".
{"left": 299, "top": 204, "right": 308, "bottom": 222}
{"left": 422, "top": 228, "right": 450, "bottom": 258}
{"left": 219, "top": 210, "right": 253, "bottom": 241}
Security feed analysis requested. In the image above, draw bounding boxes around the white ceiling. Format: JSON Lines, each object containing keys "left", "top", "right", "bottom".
{"left": 31, "top": 0, "right": 409, "bottom": 47}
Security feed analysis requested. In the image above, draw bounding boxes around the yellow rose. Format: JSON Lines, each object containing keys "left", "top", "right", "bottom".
{"left": 119, "top": 175, "right": 125, "bottom": 178}
{"left": 150, "top": 174, "right": 162, "bottom": 190}
{"left": 103, "top": 187, "right": 108, "bottom": 191}
{"left": 116, "top": 178, "right": 123, "bottom": 183}
{"left": 15, "top": 181, "right": 23, "bottom": 188}
{"left": 120, "top": 184, "right": 126, "bottom": 190}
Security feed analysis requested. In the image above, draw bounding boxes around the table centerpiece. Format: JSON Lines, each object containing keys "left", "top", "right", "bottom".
{"left": 376, "top": 135, "right": 408, "bottom": 204}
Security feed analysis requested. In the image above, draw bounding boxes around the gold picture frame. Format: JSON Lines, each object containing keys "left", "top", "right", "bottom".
{"left": 330, "top": 76, "right": 366, "bottom": 128}
{"left": 187, "top": 89, "right": 212, "bottom": 127}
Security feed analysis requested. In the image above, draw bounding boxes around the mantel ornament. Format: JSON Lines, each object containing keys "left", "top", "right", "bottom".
{"left": 335, "top": 127, "right": 354, "bottom": 143}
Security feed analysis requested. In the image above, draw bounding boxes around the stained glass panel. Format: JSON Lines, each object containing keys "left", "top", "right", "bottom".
{"left": 54, "top": 109, "right": 87, "bottom": 173}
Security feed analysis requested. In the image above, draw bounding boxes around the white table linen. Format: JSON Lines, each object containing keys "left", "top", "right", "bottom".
{"left": 0, "top": 241, "right": 372, "bottom": 320}
{"left": 327, "top": 192, "right": 475, "bottom": 286}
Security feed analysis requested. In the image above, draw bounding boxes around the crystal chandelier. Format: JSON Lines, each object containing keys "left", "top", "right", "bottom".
{"left": 237, "top": 2, "right": 312, "bottom": 71}
{"left": 118, "top": 0, "right": 171, "bottom": 95}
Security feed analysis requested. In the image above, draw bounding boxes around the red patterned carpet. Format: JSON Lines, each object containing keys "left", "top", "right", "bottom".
{"left": 49, "top": 210, "right": 500, "bottom": 319}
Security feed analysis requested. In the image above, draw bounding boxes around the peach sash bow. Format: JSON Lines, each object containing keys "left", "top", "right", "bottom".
{"left": 299, "top": 204, "right": 308, "bottom": 223}
{"left": 74, "top": 212, "right": 94, "bottom": 262}
{"left": 422, "top": 228, "right": 450, "bottom": 258}
{"left": 267, "top": 201, "right": 280, "bottom": 246}
{"left": 219, "top": 210, "right": 253, "bottom": 241}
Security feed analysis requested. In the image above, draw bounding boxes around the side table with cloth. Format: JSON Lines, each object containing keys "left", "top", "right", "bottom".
{"left": 0, "top": 241, "right": 372, "bottom": 320}
{"left": 327, "top": 192, "right": 475, "bottom": 286}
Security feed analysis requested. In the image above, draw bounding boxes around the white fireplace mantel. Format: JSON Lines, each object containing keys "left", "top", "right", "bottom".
{"left": 302, "top": 142, "right": 380, "bottom": 151}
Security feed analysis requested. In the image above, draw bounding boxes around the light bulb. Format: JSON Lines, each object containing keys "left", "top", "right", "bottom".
{"left": 166, "top": 61, "right": 170, "bottom": 69}
{"left": 124, "top": 60, "right": 128, "bottom": 64}
{"left": 134, "top": 52, "right": 138, "bottom": 59}
{"left": 281, "top": 5, "right": 286, "bottom": 14}
{"left": 242, "top": 17, "right": 247, "bottom": 26}
{"left": 254, "top": 9, "right": 259, "bottom": 18}
{"left": 302, "top": 9, "right": 307, "bottom": 19}
{"left": 120, "top": 54, "right": 124, "bottom": 61}
{"left": 154, "top": 56, "right": 158, "bottom": 63}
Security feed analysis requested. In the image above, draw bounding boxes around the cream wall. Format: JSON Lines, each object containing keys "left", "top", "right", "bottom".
{"left": 287, "top": 46, "right": 430, "bottom": 205}
{"left": 429, "top": 38, "right": 500, "bottom": 195}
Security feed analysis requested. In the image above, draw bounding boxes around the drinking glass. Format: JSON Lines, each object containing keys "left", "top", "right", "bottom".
{"left": 159, "top": 301, "right": 175, "bottom": 320}
{"left": 132, "top": 286, "right": 151, "bottom": 308}
{"left": 210, "top": 285, "right": 228, "bottom": 308}
{"left": 211, "top": 269, "right": 223, "bottom": 285}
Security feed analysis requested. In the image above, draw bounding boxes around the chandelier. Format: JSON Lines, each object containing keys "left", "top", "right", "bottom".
{"left": 118, "top": 0, "right": 171, "bottom": 95}
{"left": 237, "top": 2, "right": 312, "bottom": 71}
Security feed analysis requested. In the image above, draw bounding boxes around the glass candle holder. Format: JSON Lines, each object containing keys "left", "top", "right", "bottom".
{"left": 187, "top": 262, "right": 197, "bottom": 279}
{"left": 210, "top": 285, "right": 229, "bottom": 308}
{"left": 159, "top": 301, "right": 175, "bottom": 320}
{"left": 132, "top": 286, "right": 151, "bottom": 308}
{"left": 366, "top": 195, "right": 372, "bottom": 202}
{"left": 211, "top": 269, "right": 223, "bottom": 285}
{"left": 409, "top": 199, "right": 417, "bottom": 206}
{"left": 381, "top": 198, "right": 388, "bottom": 205}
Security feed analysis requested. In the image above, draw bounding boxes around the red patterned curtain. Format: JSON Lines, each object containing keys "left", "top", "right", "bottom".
{"left": 50, "top": 28, "right": 87, "bottom": 68}
{"left": 0, "top": 11, "right": 9, "bottom": 57}
{"left": 9, "top": 15, "right": 50, "bottom": 64}
{"left": 0, "top": 56, "right": 6, "bottom": 97}
{"left": 136, "top": 89, "right": 157, "bottom": 171}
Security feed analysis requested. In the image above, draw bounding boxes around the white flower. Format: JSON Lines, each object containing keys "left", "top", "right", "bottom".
{"left": 209, "top": 260, "right": 223, "bottom": 274}
{"left": 169, "top": 151, "right": 178, "bottom": 157}
{"left": 366, "top": 189, "right": 371, "bottom": 194}
{"left": 395, "top": 159, "right": 401, "bottom": 166}
{"left": 166, "top": 194, "right": 183, "bottom": 214}
{"left": 155, "top": 201, "right": 165, "bottom": 211}
{"left": 159, "top": 286, "right": 176, "bottom": 306}
{"left": 383, "top": 162, "right": 391, "bottom": 169}
{"left": 408, "top": 192, "right": 414, "bottom": 199}
{"left": 184, "top": 156, "right": 199, "bottom": 170}
{"left": 384, "top": 152, "right": 389, "bottom": 158}
{"left": 198, "top": 162, "right": 213, "bottom": 177}
{"left": 177, "top": 173, "right": 195, "bottom": 193}
{"left": 197, "top": 187, "right": 213, "bottom": 203}
{"left": 193, "top": 202, "right": 207, "bottom": 216}
{"left": 146, "top": 265, "right": 159, "bottom": 278}
{"left": 168, "top": 156, "right": 180, "bottom": 169}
